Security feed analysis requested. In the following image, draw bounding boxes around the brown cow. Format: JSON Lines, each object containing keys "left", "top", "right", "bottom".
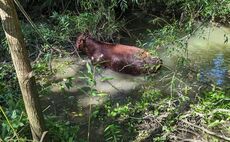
{"left": 76, "top": 33, "right": 162, "bottom": 75}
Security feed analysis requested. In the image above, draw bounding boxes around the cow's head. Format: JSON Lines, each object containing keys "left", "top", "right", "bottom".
{"left": 75, "top": 34, "right": 88, "bottom": 50}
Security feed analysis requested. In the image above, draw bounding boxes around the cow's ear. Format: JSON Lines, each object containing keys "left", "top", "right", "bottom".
{"left": 84, "top": 30, "right": 89, "bottom": 36}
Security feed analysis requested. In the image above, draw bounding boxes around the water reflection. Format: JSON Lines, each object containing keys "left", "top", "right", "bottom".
{"left": 200, "top": 54, "right": 227, "bottom": 86}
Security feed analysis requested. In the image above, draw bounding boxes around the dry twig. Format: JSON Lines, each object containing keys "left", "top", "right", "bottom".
{"left": 182, "top": 120, "right": 230, "bottom": 141}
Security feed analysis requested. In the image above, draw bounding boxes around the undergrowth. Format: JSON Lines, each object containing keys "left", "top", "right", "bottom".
{"left": 0, "top": 0, "right": 229, "bottom": 141}
{"left": 95, "top": 87, "right": 230, "bottom": 141}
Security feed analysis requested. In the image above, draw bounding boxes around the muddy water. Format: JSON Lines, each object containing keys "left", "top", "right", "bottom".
{"left": 48, "top": 58, "right": 144, "bottom": 108}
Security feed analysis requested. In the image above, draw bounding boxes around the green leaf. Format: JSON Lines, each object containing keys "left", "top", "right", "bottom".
{"left": 86, "top": 62, "right": 92, "bottom": 74}
{"left": 11, "top": 110, "right": 17, "bottom": 119}
{"left": 97, "top": 92, "right": 108, "bottom": 97}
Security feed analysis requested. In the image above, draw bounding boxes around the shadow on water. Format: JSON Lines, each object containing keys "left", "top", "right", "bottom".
{"left": 41, "top": 57, "right": 143, "bottom": 109}
{"left": 41, "top": 57, "right": 145, "bottom": 141}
